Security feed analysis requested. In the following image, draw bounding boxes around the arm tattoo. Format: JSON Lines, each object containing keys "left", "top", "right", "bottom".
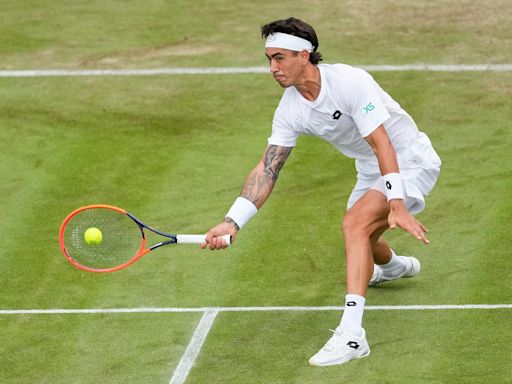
{"left": 263, "top": 145, "right": 292, "bottom": 182}
{"left": 241, "top": 145, "right": 292, "bottom": 207}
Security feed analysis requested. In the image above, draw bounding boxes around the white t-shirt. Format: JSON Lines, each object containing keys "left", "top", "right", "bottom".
{"left": 268, "top": 63, "right": 441, "bottom": 175}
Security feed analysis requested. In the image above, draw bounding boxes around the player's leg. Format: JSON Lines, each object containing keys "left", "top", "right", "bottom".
{"left": 372, "top": 236, "right": 392, "bottom": 264}
{"left": 343, "top": 189, "right": 389, "bottom": 296}
{"left": 309, "top": 189, "right": 388, "bottom": 366}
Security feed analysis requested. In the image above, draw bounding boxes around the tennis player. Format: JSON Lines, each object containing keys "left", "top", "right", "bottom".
{"left": 202, "top": 17, "right": 441, "bottom": 366}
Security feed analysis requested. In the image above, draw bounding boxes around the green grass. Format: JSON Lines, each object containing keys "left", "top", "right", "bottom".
{"left": 0, "top": 313, "right": 201, "bottom": 383}
{"left": 191, "top": 310, "right": 511, "bottom": 384}
{"left": 0, "top": 1, "right": 511, "bottom": 383}
{"left": 0, "top": 72, "right": 510, "bottom": 383}
{"left": 0, "top": 0, "right": 511, "bottom": 69}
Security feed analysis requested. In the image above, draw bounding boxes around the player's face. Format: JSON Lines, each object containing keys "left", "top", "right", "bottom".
{"left": 265, "top": 48, "right": 304, "bottom": 88}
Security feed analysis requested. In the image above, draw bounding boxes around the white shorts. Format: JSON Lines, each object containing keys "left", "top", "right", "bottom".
{"left": 347, "top": 166, "right": 440, "bottom": 215}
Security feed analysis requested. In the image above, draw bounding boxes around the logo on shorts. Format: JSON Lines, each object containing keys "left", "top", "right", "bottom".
{"left": 332, "top": 110, "right": 342, "bottom": 120}
{"left": 386, "top": 181, "right": 392, "bottom": 190}
{"left": 363, "top": 102, "right": 375, "bottom": 114}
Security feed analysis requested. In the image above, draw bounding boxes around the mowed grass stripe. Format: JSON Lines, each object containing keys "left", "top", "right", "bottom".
{"left": 1, "top": 0, "right": 510, "bottom": 69}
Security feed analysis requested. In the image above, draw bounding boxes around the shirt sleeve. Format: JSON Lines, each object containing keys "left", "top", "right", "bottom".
{"left": 344, "top": 69, "right": 391, "bottom": 137}
{"left": 267, "top": 101, "right": 299, "bottom": 147}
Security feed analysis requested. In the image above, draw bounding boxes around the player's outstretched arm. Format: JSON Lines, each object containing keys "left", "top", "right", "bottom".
{"left": 241, "top": 145, "right": 293, "bottom": 208}
{"left": 202, "top": 145, "right": 292, "bottom": 250}
{"left": 365, "top": 125, "right": 429, "bottom": 244}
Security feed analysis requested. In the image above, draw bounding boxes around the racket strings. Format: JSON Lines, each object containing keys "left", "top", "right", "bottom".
{"left": 63, "top": 208, "right": 143, "bottom": 270}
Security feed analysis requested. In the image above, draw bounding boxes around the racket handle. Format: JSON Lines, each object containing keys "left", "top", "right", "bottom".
{"left": 176, "top": 234, "right": 231, "bottom": 246}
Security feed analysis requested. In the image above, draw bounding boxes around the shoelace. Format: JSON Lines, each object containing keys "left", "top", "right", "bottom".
{"left": 323, "top": 329, "right": 344, "bottom": 352}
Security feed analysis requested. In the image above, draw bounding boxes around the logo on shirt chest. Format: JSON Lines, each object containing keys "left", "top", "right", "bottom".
{"left": 332, "top": 110, "right": 343, "bottom": 120}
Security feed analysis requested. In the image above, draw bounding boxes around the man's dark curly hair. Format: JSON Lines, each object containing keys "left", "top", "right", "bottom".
{"left": 261, "top": 17, "right": 323, "bottom": 64}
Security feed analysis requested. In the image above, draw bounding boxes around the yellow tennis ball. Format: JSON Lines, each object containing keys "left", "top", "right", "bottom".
{"left": 84, "top": 227, "right": 103, "bottom": 245}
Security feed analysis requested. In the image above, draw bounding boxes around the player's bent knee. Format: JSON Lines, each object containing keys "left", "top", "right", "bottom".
{"left": 342, "top": 210, "right": 387, "bottom": 240}
{"left": 342, "top": 211, "right": 369, "bottom": 238}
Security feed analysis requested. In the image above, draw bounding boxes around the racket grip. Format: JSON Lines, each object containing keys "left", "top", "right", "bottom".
{"left": 176, "top": 234, "right": 231, "bottom": 246}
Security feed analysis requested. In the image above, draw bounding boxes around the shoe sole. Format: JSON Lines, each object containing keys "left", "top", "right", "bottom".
{"left": 308, "top": 347, "right": 371, "bottom": 367}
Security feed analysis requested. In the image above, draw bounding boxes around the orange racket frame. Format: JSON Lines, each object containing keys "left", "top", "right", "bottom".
{"left": 59, "top": 204, "right": 230, "bottom": 273}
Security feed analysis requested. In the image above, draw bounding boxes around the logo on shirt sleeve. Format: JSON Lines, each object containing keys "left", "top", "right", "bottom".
{"left": 363, "top": 102, "right": 375, "bottom": 114}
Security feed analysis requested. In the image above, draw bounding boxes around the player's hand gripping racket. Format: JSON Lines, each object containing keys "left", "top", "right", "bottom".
{"left": 59, "top": 204, "right": 230, "bottom": 273}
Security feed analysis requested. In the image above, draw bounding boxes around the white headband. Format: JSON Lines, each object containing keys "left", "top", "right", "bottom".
{"left": 265, "top": 32, "right": 314, "bottom": 52}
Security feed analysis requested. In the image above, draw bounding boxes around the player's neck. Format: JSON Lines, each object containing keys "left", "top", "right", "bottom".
{"left": 295, "top": 65, "right": 321, "bottom": 101}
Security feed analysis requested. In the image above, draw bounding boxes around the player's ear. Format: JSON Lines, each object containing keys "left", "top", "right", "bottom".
{"left": 299, "top": 49, "right": 310, "bottom": 66}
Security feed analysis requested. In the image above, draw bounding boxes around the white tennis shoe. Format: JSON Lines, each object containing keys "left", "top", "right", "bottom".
{"left": 309, "top": 328, "right": 370, "bottom": 366}
{"left": 369, "top": 256, "right": 421, "bottom": 287}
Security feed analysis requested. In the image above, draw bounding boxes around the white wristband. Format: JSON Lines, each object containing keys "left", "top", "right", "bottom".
{"left": 226, "top": 197, "right": 258, "bottom": 229}
{"left": 383, "top": 173, "right": 404, "bottom": 201}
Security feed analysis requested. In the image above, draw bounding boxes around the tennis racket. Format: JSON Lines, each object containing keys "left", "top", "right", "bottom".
{"left": 59, "top": 204, "right": 230, "bottom": 273}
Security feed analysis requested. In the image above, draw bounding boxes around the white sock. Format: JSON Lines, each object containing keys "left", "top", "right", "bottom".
{"left": 338, "top": 294, "right": 365, "bottom": 336}
{"left": 380, "top": 249, "right": 405, "bottom": 275}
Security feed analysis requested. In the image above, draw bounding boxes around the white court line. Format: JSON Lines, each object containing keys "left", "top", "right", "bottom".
{"left": 169, "top": 309, "right": 219, "bottom": 384}
{"left": 0, "top": 64, "right": 511, "bottom": 77}
{"left": 0, "top": 304, "right": 510, "bottom": 315}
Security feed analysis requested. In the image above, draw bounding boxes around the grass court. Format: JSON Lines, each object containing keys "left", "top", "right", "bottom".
{"left": 0, "top": 1, "right": 510, "bottom": 383}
